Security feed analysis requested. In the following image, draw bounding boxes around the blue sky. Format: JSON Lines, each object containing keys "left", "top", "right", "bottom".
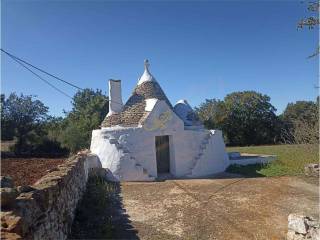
{"left": 2, "top": 0, "right": 319, "bottom": 116}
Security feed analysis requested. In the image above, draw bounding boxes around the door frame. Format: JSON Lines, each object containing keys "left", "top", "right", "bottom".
{"left": 155, "top": 135, "right": 170, "bottom": 174}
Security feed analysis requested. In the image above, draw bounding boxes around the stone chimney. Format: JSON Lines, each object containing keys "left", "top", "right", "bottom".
{"left": 107, "top": 79, "right": 123, "bottom": 117}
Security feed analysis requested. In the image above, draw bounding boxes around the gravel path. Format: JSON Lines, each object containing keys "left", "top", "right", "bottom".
{"left": 117, "top": 175, "right": 318, "bottom": 240}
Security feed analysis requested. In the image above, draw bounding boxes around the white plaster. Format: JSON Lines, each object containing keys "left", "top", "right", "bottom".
{"left": 145, "top": 98, "right": 159, "bottom": 111}
{"left": 190, "top": 130, "right": 229, "bottom": 177}
{"left": 91, "top": 99, "right": 231, "bottom": 181}
{"left": 90, "top": 60, "right": 255, "bottom": 181}
{"left": 174, "top": 99, "right": 203, "bottom": 127}
{"left": 86, "top": 153, "right": 102, "bottom": 169}
{"left": 229, "top": 155, "right": 276, "bottom": 166}
{"left": 137, "top": 59, "right": 157, "bottom": 85}
{"left": 107, "top": 79, "right": 123, "bottom": 117}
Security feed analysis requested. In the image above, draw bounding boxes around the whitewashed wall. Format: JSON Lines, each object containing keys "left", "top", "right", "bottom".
{"left": 90, "top": 100, "right": 229, "bottom": 181}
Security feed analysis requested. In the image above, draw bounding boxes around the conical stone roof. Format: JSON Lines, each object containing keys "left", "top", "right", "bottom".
{"left": 101, "top": 60, "right": 172, "bottom": 127}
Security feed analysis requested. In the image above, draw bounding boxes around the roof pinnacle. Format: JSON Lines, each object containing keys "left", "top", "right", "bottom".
{"left": 138, "top": 59, "right": 157, "bottom": 85}
{"left": 144, "top": 59, "right": 150, "bottom": 71}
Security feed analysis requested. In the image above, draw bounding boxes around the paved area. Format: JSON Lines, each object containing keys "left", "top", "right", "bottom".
{"left": 118, "top": 175, "right": 319, "bottom": 240}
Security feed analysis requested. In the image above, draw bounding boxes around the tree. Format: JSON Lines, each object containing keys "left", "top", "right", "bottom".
{"left": 195, "top": 99, "right": 226, "bottom": 130}
{"left": 1, "top": 94, "right": 15, "bottom": 140}
{"left": 1, "top": 93, "right": 49, "bottom": 153}
{"left": 57, "top": 89, "right": 108, "bottom": 153}
{"left": 298, "top": 1, "right": 320, "bottom": 58}
{"left": 282, "top": 101, "right": 318, "bottom": 124}
{"left": 223, "top": 91, "right": 279, "bottom": 146}
{"left": 280, "top": 100, "right": 319, "bottom": 144}
{"left": 196, "top": 91, "right": 279, "bottom": 146}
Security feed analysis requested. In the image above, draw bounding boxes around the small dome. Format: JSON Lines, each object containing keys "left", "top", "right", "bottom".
{"left": 174, "top": 100, "right": 202, "bottom": 127}
{"left": 137, "top": 59, "right": 157, "bottom": 85}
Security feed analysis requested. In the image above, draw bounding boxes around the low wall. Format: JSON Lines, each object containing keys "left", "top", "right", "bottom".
{"left": 1, "top": 152, "right": 102, "bottom": 240}
{"left": 228, "top": 153, "right": 276, "bottom": 166}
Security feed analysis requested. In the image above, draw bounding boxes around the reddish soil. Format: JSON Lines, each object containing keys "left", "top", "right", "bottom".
{"left": 1, "top": 158, "right": 66, "bottom": 186}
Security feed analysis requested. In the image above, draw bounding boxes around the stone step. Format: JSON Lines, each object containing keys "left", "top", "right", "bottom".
{"left": 200, "top": 145, "right": 206, "bottom": 149}
{"left": 109, "top": 138, "right": 118, "bottom": 144}
{"left": 121, "top": 153, "right": 130, "bottom": 159}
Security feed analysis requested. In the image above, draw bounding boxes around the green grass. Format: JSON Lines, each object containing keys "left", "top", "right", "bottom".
{"left": 69, "top": 176, "right": 119, "bottom": 239}
{"left": 226, "top": 144, "right": 319, "bottom": 177}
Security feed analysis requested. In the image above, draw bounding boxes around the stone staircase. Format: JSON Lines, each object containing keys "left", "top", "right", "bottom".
{"left": 186, "top": 132, "right": 212, "bottom": 177}
{"left": 104, "top": 134, "right": 154, "bottom": 181}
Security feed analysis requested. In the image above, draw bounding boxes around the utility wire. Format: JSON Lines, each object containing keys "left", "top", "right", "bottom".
{"left": 2, "top": 48, "right": 126, "bottom": 106}
{"left": 1, "top": 48, "right": 83, "bottom": 90}
{"left": 5, "top": 52, "right": 73, "bottom": 99}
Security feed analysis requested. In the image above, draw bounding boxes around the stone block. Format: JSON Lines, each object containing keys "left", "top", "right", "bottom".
{"left": 304, "top": 164, "right": 319, "bottom": 177}
{"left": 1, "top": 188, "right": 18, "bottom": 208}
{"left": 1, "top": 176, "right": 14, "bottom": 188}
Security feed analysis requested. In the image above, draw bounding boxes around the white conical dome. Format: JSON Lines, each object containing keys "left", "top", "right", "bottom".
{"left": 174, "top": 99, "right": 202, "bottom": 127}
{"left": 137, "top": 59, "right": 157, "bottom": 85}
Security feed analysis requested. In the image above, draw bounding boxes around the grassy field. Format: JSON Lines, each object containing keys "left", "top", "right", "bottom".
{"left": 226, "top": 144, "right": 319, "bottom": 177}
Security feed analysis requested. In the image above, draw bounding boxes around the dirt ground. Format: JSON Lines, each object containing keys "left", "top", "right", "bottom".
{"left": 1, "top": 158, "right": 65, "bottom": 186}
{"left": 117, "top": 175, "right": 319, "bottom": 240}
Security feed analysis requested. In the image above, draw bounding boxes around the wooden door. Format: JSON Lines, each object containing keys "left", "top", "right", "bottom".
{"left": 155, "top": 135, "right": 170, "bottom": 174}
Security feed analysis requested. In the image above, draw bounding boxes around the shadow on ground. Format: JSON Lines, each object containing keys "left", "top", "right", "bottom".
{"left": 155, "top": 166, "right": 265, "bottom": 183}
{"left": 225, "top": 163, "right": 266, "bottom": 177}
{"left": 68, "top": 176, "right": 139, "bottom": 239}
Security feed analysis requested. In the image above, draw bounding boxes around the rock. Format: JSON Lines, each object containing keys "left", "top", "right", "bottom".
{"left": 309, "top": 227, "right": 320, "bottom": 240}
{"left": 77, "top": 149, "right": 90, "bottom": 155}
{"left": 90, "top": 168, "right": 118, "bottom": 182}
{"left": 304, "top": 164, "right": 319, "bottom": 177}
{"left": 0, "top": 176, "right": 14, "bottom": 188}
{"left": 305, "top": 217, "right": 319, "bottom": 228}
{"left": 86, "top": 154, "right": 102, "bottom": 169}
{"left": 288, "top": 214, "right": 308, "bottom": 234}
{"left": 287, "top": 230, "right": 305, "bottom": 240}
{"left": 0, "top": 188, "right": 18, "bottom": 208}
{"left": 287, "top": 214, "right": 320, "bottom": 240}
{"left": 16, "top": 185, "right": 36, "bottom": 193}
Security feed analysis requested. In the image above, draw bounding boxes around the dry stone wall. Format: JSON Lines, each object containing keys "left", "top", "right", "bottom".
{"left": 287, "top": 214, "right": 320, "bottom": 240}
{"left": 1, "top": 152, "right": 102, "bottom": 240}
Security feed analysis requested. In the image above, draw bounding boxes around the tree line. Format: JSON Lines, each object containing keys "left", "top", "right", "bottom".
{"left": 1, "top": 89, "right": 108, "bottom": 156}
{"left": 195, "top": 91, "right": 319, "bottom": 146}
{"left": 1, "top": 89, "right": 318, "bottom": 156}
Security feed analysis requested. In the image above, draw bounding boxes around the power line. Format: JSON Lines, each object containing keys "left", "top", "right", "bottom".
{"left": 2, "top": 48, "right": 127, "bottom": 106}
{"left": 5, "top": 52, "right": 73, "bottom": 99}
{"left": 1, "top": 48, "right": 83, "bottom": 90}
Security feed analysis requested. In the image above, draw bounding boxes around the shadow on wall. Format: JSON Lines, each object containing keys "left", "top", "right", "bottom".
{"left": 68, "top": 176, "right": 139, "bottom": 239}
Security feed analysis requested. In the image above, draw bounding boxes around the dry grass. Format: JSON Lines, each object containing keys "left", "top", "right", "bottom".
{"left": 1, "top": 140, "right": 16, "bottom": 152}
